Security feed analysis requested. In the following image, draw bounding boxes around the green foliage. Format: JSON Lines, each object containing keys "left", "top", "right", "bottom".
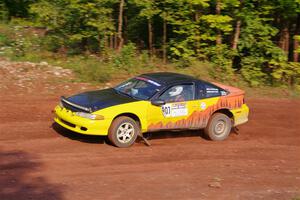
{"left": 0, "top": 24, "right": 42, "bottom": 58}
{"left": 272, "top": 62, "right": 300, "bottom": 86}
{"left": 113, "top": 43, "right": 138, "bottom": 69}
{"left": 0, "top": 2, "right": 9, "bottom": 22}
{"left": 237, "top": 6, "right": 289, "bottom": 86}
{"left": 295, "top": 35, "right": 300, "bottom": 53}
{"left": 1, "top": 0, "right": 300, "bottom": 89}
{"left": 41, "top": 34, "right": 64, "bottom": 52}
{"left": 200, "top": 15, "right": 233, "bottom": 34}
{"left": 204, "top": 44, "right": 235, "bottom": 82}
{"left": 30, "top": 1, "right": 62, "bottom": 29}
{"left": 68, "top": 57, "right": 112, "bottom": 83}
{"left": 30, "top": 0, "right": 116, "bottom": 54}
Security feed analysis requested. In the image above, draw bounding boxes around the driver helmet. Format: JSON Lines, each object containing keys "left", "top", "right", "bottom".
{"left": 169, "top": 86, "right": 183, "bottom": 97}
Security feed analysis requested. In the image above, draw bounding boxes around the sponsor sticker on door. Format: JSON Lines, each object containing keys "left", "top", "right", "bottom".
{"left": 200, "top": 102, "right": 207, "bottom": 110}
{"left": 162, "top": 103, "right": 188, "bottom": 118}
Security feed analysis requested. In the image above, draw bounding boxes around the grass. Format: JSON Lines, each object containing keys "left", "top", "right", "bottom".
{"left": 3, "top": 50, "right": 299, "bottom": 99}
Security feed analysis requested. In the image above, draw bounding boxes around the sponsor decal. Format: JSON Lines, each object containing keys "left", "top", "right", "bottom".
{"left": 162, "top": 102, "right": 188, "bottom": 118}
{"left": 148, "top": 95, "right": 244, "bottom": 130}
{"left": 136, "top": 77, "right": 161, "bottom": 86}
{"left": 206, "top": 87, "right": 219, "bottom": 93}
{"left": 200, "top": 102, "right": 207, "bottom": 110}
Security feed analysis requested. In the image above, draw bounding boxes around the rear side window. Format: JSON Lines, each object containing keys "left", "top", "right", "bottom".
{"left": 198, "top": 83, "right": 227, "bottom": 99}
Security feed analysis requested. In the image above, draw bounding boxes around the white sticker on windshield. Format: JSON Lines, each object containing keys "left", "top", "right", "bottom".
{"left": 162, "top": 103, "right": 188, "bottom": 118}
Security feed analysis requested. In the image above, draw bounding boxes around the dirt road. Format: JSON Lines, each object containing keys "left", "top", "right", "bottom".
{"left": 1, "top": 59, "right": 300, "bottom": 200}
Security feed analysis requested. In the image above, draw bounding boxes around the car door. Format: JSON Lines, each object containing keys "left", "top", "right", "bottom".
{"left": 146, "top": 83, "right": 199, "bottom": 131}
{"left": 193, "top": 81, "right": 227, "bottom": 128}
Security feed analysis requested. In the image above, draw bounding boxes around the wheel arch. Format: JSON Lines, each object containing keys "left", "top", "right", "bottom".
{"left": 113, "top": 113, "right": 141, "bottom": 128}
{"left": 212, "top": 108, "right": 234, "bottom": 122}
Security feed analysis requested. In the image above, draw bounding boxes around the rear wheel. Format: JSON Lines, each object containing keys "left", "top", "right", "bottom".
{"left": 108, "top": 116, "right": 139, "bottom": 148}
{"left": 205, "top": 113, "right": 232, "bottom": 141}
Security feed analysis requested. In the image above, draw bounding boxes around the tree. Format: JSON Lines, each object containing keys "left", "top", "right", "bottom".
{"left": 30, "top": 0, "right": 116, "bottom": 54}
{"left": 166, "top": 0, "right": 210, "bottom": 62}
{"left": 133, "top": 0, "right": 160, "bottom": 57}
{"left": 117, "top": 0, "right": 125, "bottom": 51}
{"left": 0, "top": 2, "right": 9, "bottom": 22}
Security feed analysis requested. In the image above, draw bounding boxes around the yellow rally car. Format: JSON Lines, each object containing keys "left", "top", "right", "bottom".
{"left": 54, "top": 72, "right": 249, "bottom": 147}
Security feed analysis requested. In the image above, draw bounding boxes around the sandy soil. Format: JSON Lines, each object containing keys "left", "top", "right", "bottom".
{"left": 0, "top": 58, "right": 300, "bottom": 200}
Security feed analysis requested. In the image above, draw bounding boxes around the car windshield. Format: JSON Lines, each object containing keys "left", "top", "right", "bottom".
{"left": 114, "top": 77, "right": 162, "bottom": 100}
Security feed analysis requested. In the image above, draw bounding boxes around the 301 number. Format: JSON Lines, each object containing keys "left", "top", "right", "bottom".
{"left": 162, "top": 106, "right": 171, "bottom": 116}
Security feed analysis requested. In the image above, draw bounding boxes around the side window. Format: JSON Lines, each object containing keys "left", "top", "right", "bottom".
{"left": 198, "top": 83, "right": 226, "bottom": 98}
{"left": 159, "top": 84, "right": 194, "bottom": 103}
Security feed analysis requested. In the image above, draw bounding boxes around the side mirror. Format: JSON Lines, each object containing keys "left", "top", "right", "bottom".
{"left": 151, "top": 99, "right": 166, "bottom": 106}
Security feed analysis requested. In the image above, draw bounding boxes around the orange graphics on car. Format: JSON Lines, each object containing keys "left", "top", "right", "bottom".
{"left": 54, "top": 72, "right": 249, "bottom": 147}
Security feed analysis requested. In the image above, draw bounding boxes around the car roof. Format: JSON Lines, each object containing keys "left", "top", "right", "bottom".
{"left": 139, "top": 72, "right": 199, "bottom": 86}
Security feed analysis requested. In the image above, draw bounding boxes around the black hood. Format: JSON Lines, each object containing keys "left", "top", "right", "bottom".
{"left": 62, "top": 88, "right": 139, "bottom": 112}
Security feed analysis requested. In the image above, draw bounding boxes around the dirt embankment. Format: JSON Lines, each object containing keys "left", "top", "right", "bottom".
{"left": 0, "top": 58, "right": 299, "bottom": 200}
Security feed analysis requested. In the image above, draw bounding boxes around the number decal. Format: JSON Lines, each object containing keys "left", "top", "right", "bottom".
{"left": 162, "top": 103, "right": 188, "bottom": 118}
{"left": 162, "top": 105, "right": 171, "bottom": 117}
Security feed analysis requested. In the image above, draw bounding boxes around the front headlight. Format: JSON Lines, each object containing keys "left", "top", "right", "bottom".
{"left": 75, "top": 112, "right": 104, "bottom": 120}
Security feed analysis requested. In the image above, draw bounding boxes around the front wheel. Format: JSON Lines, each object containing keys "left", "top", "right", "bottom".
{"left": 204, "top": 113, "right": 232, "bottom": 141}
{"left": 108, "top": 116, "right": 139, "bottom": 148}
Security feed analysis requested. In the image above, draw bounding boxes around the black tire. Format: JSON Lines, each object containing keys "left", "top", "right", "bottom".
{"left": 108, "top": 116, "right": 139, "bottom": 148}
{"left": 204, "top": 113, "right": 232, "bottom": 141}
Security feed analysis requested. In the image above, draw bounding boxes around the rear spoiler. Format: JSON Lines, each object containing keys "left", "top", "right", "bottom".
{"left": 61, "top": 96, "right": 92, "bottom": 113}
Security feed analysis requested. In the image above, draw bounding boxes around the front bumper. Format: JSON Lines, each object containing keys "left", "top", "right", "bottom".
{"left": 53, "top": 105, "right": 109, "bottom": 135}
{"left": 231, "top": 104, "right": 249, "bottom": 126}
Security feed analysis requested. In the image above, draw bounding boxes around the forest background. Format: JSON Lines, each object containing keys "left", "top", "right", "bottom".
{"left": 1, "top": 0, "right": 300, "bottom": 96}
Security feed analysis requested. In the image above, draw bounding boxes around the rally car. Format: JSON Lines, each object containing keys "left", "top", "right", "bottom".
{"left": 53, "top": 72, "right": 249, "bottom": 147}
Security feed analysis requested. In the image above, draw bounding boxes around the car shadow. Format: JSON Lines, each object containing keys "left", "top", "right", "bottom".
{"left": 142, "top": 129, "right": 208, "bottom": 141}
{"left": 0, "top": 150, "right": 64, "bottom": 200}
{"left": 52, "top": 122, "right": 209, "bottom": 145}
{"left": 51, "top": 122, "right": 107, "bottom": 144}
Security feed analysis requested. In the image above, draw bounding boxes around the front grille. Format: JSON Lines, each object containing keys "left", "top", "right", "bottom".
{"left": 60, "top": 118, "right": 76, "bottom": 128}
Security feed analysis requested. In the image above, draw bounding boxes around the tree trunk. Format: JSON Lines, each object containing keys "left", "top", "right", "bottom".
{"left": 232, "top": 20, "right": 241, "bottom": 50}
{"left": 194, "top": 12, "right": 201, "bottom": 55}
{"left": 114, "top": 33, "right": 118, "bottom": 49}
{"left": 123, "top": 13, "right": 128, "bottom": 44}
{"left": 279, "top": 25, "right": 290, "bottom": 55}
{"left": 117, "top": 0, "right": 124, "bottom": 51}
{"left": 216, "top": 0, "right": 222, "bottom": 45}
{"left": 163, "top": 17, "right": 167, "bottom": 64}
{"left": 293, "top": 14, "right": 300, "bottom": 62}
{"left": 110, "top": 34, "right": 114, "bottom": 49}
{"left": 148, "top": 19, "right": 153, "bottom": 57}
{"left": 98, "top": 34, "right": 101, "bottom": 56}
{"left": 294, "top": 36, "right": 299, "bottom": 62}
